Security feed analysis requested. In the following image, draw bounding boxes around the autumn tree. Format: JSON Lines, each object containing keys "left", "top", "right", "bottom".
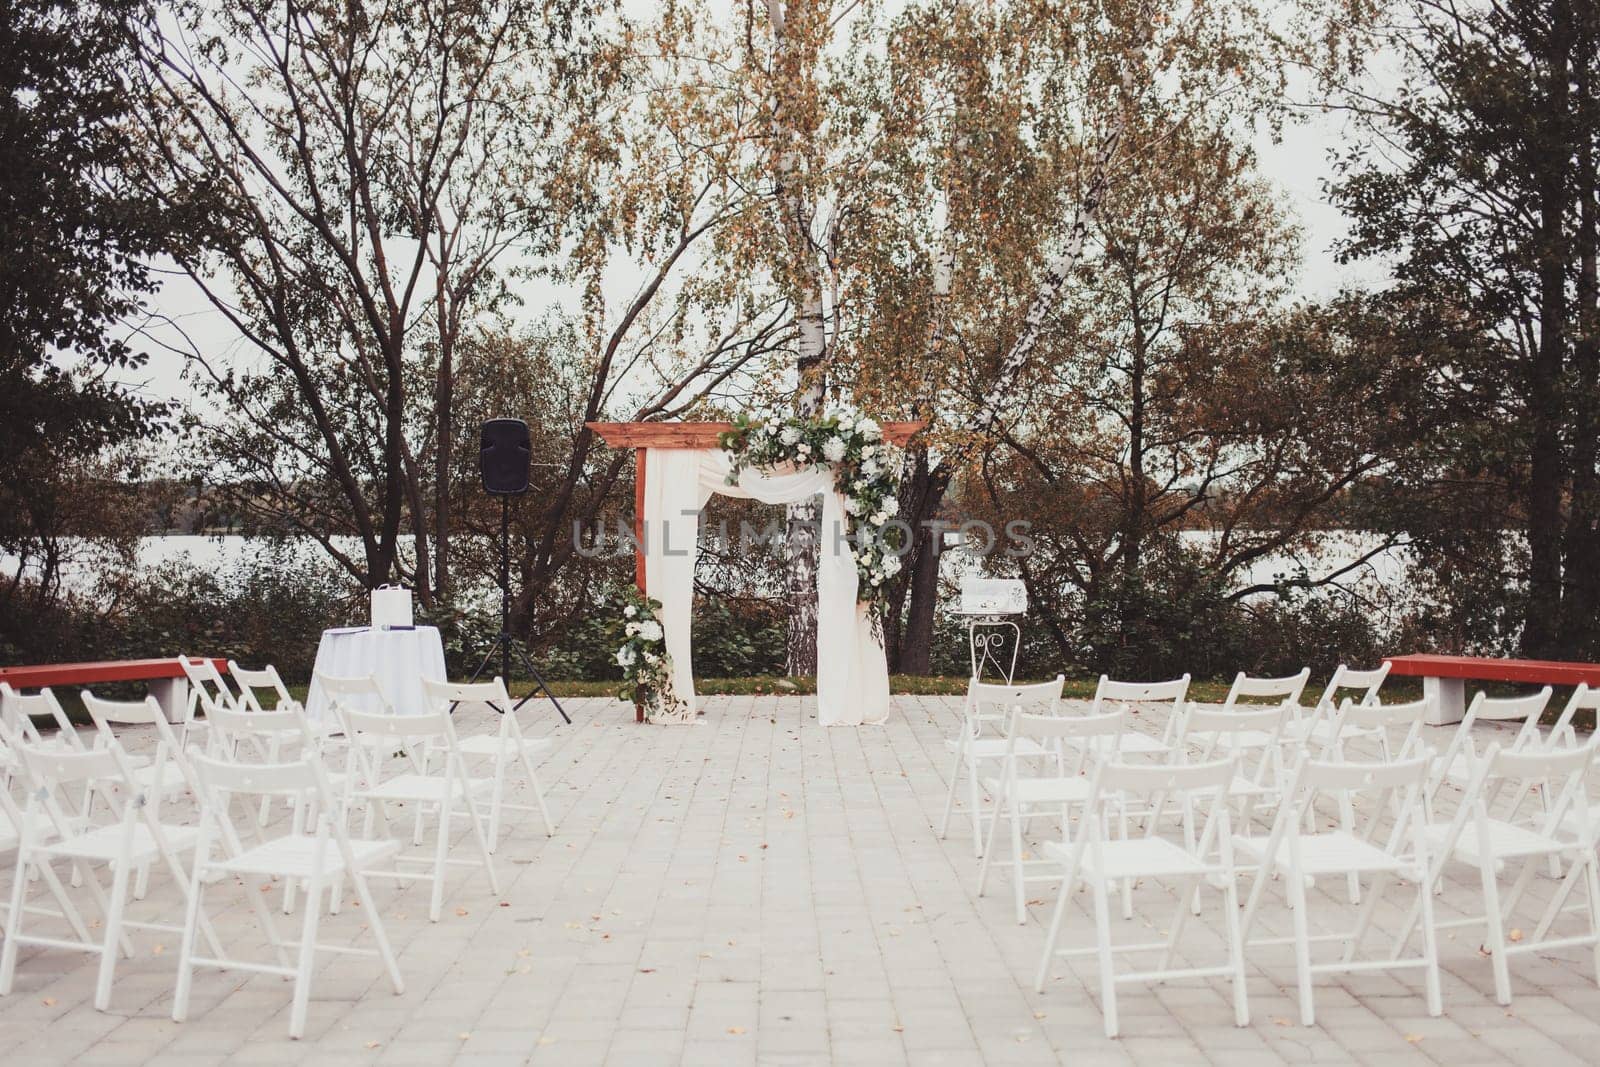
{"left": 1322, "top": 0, "right": 1600, "bottom": 657}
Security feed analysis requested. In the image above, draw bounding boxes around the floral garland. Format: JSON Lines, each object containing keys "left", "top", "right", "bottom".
{"left": 615, "top": 588, "right": 691, "bottom": 723}
{"left": 717, "top": 407, "right": 904, "bottom": 612}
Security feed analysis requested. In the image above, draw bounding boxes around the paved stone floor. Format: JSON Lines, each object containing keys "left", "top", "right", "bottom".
{"left": 4, "top": 694, "right": 1600, "bottom": 1065}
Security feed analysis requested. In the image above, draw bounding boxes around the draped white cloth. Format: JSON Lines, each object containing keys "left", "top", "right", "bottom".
{"left": 642, "top": 448, "right": 890, "bottom": 726}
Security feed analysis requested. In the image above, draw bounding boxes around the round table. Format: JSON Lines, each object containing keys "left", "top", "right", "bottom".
{"left": 304, "top": 625, "right": 447, "bottom": 722}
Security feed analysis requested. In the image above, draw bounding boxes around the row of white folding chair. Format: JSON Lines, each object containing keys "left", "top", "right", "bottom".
{"left": 940, "top": 676, "right": 1067, "bottom": 856}
{"left": 1026, "top": 747, "right": 1442, "bottom": 1035}
{"left": 1394, "top": 737, "right": 1600, "bottom": 1006}
{"left": 172, "top": 750, "right": 404, "bottom": 1039}
{"left": 1033, "top": 756, "right": 1249, "bottom": 1038}
{"left": 0, "top": 694, "right": 223, "bottom": 1012}
{"left": 315, "top": 672, "right": 503, "bottom": 923}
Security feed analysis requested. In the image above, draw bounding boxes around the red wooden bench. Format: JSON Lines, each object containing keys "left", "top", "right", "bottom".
{"left": 1384, "top": 653, "right": 1600, "bottom": 725}
{"left": 0, "top": 657, "right": 228, "bottom": 724}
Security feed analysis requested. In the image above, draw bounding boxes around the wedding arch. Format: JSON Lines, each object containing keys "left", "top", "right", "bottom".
{"left": 588, "top": 419, "right": 923, "bottom": 726}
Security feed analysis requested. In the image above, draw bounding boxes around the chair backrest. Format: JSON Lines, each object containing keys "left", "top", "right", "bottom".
{"left": 1091, "top": 674, "right": 1190, "bottom": 708}
{"left": 1434, "top": 687, "right": 1552, "bottom": 789}
{"left": 202, "top": 703, "right": 320, "bottom": 759}
{"left": 228, "top": 661, "right": 299, "bottom": 714}
{"left": 1299, "top": 753, "right": 1431, "bottom": 793}
{"left": 1223, "top": 668, "right": 1311, "bottom": 708}
{"left": 315, "top": 670, "right": 395, "bottom": 715}
{"left": 1313, "top": 663, "right": 1390, "bottom": 710}
{"left": 1321, "top": 696, "right": 1429, "bottom": 759}
{"left": 181, "top": 656, "right": 237, "bottom": 715}
{"left": 0, "top": 683, "right": 84, "bottom": 749}
{"left": 963, "top": 675, "right": 1064, "bottom": 733}
{"left": 1546, "top": 683, "right": 1600, "bottom": 749}
{"left": 190, "top": 749, "right": 327, "bottom": 800}
{"left": 1266, "top": 752, "right": 1433, "bottom": 866}
{"left": 83, "top": 691, "right": 198, "bottom": 801}
{"left": 1179, "top": 703, "right": 1288, "bottom": 757}
{"left": 1095, "top": 756, "right": 1237, "bottom": 798}
{"left": 420, "top": 675, "right": 512, "bottom": 711}
{"left": 14, "top": 739, "right": 127, "bottom": 788}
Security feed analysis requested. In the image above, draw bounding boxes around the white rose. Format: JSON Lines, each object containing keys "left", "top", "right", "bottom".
{"left": 822, "top": 436, "right": 846, "bottom": 462}
{"left": 625, "top": 621, "right": 641, "bottom": 636}
{"left": 638, "top": 620, "right": 663, "bottom": 641}
{"left": 858, "top": 417, "right": 881, "bottom": 438}
{"left": 862, "top": 459, "right": 880, "bottom": 476}
{"left": 871, "top": 510, "right": 890, "bottom": 526}
{"left": 883, "top": 555, "right": 902, "bottom": 575}
{"left": 779, "top": 425, "right": 802, "bottom": 445}
{"left": 616, "top": 646, "right": 637, "bottom": 667}
{"left": 844, "top": 496, "right": 863, "bottom": 515}
{"left": 624, "top": 605, "right": 638, "bottom": 618}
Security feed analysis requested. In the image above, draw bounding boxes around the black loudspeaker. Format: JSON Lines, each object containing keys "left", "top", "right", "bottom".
{"left": 480, "top": 418, "right": 531, "bottom": 495}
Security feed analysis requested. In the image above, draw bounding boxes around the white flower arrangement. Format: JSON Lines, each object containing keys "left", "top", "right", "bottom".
{"left": 615, "top": 589, "right": 690, "bottom": 723}
{"left": 718, "top": 407, "right": 907, "bottom": 613}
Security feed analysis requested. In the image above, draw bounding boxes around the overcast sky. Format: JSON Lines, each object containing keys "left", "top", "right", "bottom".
{"left": 122, "top": 37, "right": 1390, "bottom": 421}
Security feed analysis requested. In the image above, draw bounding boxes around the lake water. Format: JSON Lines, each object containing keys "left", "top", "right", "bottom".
{"left": 6, "top": 530, "right": 1416, "bottom": 608}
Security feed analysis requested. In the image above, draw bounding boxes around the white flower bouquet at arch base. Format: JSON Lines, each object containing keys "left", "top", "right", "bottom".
{"left": 717, "top": 406, "right": 905, "bottom": 613}
{"left": 615, "top": 589, "right": 691, "bottom": 723}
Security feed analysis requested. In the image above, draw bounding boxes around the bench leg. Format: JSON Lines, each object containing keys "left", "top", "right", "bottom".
{"left": 1423, "top": 677, "right": 1464, "bottom": 726}
{"left": 149, "top": 677, "right": 190, "bottom": 726}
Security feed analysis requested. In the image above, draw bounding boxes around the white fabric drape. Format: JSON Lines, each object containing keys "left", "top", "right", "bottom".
{"left": 642, "top": 448, "right": 890, "bottom": 726}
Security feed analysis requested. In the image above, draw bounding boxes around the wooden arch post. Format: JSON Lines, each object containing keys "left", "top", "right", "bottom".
{"left": 586, "top": 420, "right": 926, "bottom": 720}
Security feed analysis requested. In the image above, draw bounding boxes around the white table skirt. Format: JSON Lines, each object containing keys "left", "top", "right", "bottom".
{"left": 304, "top": 625, "right": 447, "bottom": 721}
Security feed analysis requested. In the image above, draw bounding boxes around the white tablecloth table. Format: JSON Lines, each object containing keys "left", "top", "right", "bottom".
{"left": 304, "top": 625, "right": 448, "bottom": 722}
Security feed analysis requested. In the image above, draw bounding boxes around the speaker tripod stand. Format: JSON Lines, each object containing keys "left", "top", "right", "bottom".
{"left": 463, "top": 495, "right": 571, "bottom": 723}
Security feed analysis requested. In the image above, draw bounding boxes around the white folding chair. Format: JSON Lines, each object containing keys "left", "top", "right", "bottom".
{"left": 976, "top": 708, "right": 1124, "bottom": 924}
{"left": 1291, "top": 663, "right": 1392, "bottom": 748}
{"left": 1170, "top": 703, "right": 1291, "bottom": 830}
{"left": 1429, "top": 688, "right": 1553, "bottom": 798}
{"left": 179, "top": 657, "right": 239, "bottom": 748}
{"left": 1032, "top": 757, "right": 1247, "bottom": 1038}
{"left": 1397, "top": 738, "right": 1600, "bottom": 1005}
{"left": 1237, "top": 754, "right": 1441, "bottom": 1025}
{"left": 1085, "top": 675, "right": 1190, "bottom": 756}
{"left": 1211, "top": 668, "right": 1311, "bottom": 750}
{"left": 0, "top": 683, "right": 88, "bottom": 751}
{"left": 329, "top": 678, "right": 500, "bottom": 922}
{"left": 939, "top": 676, "right": 1065, "bottom": 857}
{"left": 421, "top": 677, "right": 554, "bottom": 850}
{"left": 173, "top": 752, "right": 404, "bottom": 1039}
{"left": 0, "top": 738, "right": 220, "bottom": 1011}
{"left": 0, "top": 717, "right": 91, "bottom": 955}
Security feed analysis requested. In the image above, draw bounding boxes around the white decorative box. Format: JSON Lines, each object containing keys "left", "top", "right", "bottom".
{"left": 960, "top": 577, "right": 1027, "bottom": 615}
{"left": 370, "top": 585, "right": 413, "bottom": 629}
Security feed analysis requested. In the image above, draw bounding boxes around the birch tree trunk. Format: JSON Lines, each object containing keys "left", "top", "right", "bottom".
{"left": 767, "top": 0, "right": 827, "bottom": 676}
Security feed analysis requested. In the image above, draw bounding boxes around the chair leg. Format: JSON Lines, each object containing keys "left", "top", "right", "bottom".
{"left": 288, "top": 878, "right": 322, "bottom": 1039}
{"left": 966, "top": 752, "right": 984, "bottom": 857}
{"left": 520, "top": 747, "right": 554, "bottom": 836}
{"left": 172, "top": 872, "right": 205, "bottom": 1023}
{"left": 1288, "top": 866, "right": 1315, "bottom": 1026}
{"left": 351, "top": 870, "right": 404, "bottom": 995}
{"left": 1417, "top": 866, "right": 1444, "bottom": 1017}
{"left": 975, "top": 789, "right": 1005, "bottom": 897}
{"left": 1479, "top": 855, "right": 1514, "bottom": 1006}
{"left": 95, "top": 855, "right": 133, "bottom": 1012}
{"left": 0, "top": 850, "right": 31, "bottom": 995}
{"left": 1034, "top": 874, "right": 1073, "bottom": 993}
{"left": 460, "top": 779, "right": 502, "bottom": 897}
{"left": 428, "top": 788, "right": 453, "bottom": 923}
{"left": 1222, "top": 868, "right": 1249, "bottom": 1027}
{"left": 487, "top": 747, "right": 508, "bottom": 855}
{"left": 1009, "top": 801, "right": 1028, "bottom": 924}
{"left": 938, "top": 742, "right": 963, "bottom": 840}
{"left": 1092, "top": 875, "right": 1118, "bottom": 1038}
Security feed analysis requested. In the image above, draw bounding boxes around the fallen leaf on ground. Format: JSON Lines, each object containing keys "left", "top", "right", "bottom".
{"left": 41, "top": 998, "right": 56, "bottom": 1007}
{"left": 727, "top": 1026, "right": 746, "bottom": 1035}
{"left": 1273, "top": 1017, "right": 1291, "bottom": 1026}
{"left": 364, "top": 1041, "right": 381, "bottom": 1049}
{"left": 892, "top": 1025, "right": 904, "bottom": 1033}
{"left": 1508, "top": 928, "right": 1524, "bottom": 942}
{"left": 455, "top": 907, "right": 469, "bottom": 917}
{"left": 1405, "top": 1034, "right": 1423, "bottom": 1044}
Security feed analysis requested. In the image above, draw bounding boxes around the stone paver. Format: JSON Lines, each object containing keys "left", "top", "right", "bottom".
{"left": 2, "top": 695, "right": 1600, "bottom": 1064}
